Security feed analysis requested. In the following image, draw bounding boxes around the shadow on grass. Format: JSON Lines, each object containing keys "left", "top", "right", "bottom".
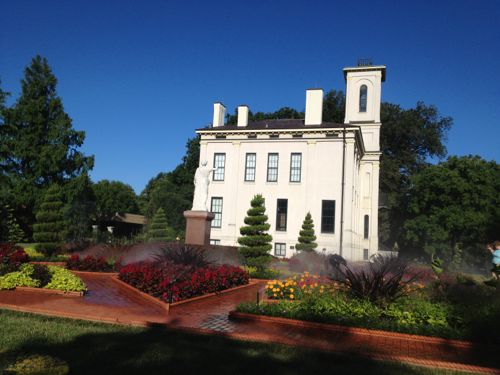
{"left": 0, "top": 311, "right": 450, "bottom": 375}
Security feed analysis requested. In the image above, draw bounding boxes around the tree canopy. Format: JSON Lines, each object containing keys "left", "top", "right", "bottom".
{"left": 403, "top": 155, "right": 500, "bottom": 265}
{"left": 93, "top": 180, "right": 139, "bottom": 224}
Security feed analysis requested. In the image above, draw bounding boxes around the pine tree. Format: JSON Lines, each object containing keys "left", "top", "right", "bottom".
{"left": 6, "top": 205, "right": 25, "bottom": 243}
{"left": 0, "top": 56, "right": 94, "bottom": 239}
{"left": 296, "top": 212, "right": 318, "bottom": 252}
{"left": 147, "top": 208, "right": 174, "bottom": 242}
{"left": 238, "top": 194, "right": 273, "bottom": 270}
{"left": 33, "top": 185, "right": 65, "bottom": 255}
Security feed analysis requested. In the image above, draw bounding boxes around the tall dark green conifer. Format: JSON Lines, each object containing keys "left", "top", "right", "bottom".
{"left": 0, "top": 55, "right": 94, "bottom": 237}
{"left": 296, "top": 212, "right": 317, "bottom": 252}
{"left": 33, "top": 185, "right": 65, "bottom": 255}
{"left": 238, "top": 194, "right": 272, "bottom": 270}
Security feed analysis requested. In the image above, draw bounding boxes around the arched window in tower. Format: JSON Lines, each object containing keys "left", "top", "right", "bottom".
{"left": 359, "top": 85, "right": 367, "bottom": 112}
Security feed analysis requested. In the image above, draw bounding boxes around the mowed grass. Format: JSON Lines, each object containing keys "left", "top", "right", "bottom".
{"left": 0, "top": 309, "right": 474, "bottom": 375}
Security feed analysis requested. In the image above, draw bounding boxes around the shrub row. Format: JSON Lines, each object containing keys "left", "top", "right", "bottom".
{"left": 66, "top": 254, "right": 118, "bottom": 272}
{"left": 119, "top": 262, "right": 249, "bottom": 303}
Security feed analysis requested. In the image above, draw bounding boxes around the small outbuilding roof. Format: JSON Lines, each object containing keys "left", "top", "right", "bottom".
{"left": 112, "top": 213, "right": 147, "bottom": 225}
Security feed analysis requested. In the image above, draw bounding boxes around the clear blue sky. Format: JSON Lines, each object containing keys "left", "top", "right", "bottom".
{"left": 1, "top": 0, "right": 499, "bottom": 193}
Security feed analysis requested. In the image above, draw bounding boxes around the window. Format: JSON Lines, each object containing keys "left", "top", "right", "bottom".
{"left": 364, "top": 215, "right": 369, "bottom": 239}
{"left": 276, "top": 199, "right": 288, "bottom": 231}
{"left": 275, "top": 243, "right": 286, "bottom": 257}
{"left": 321, "top": 200, "right": 335, "bottom": 233}
{"left": 359, "top": 85, "right": 367, "bottom": 112}
{"left": 210, "top": 239, "right": 221, "bottom": 245}
{"left": 267, "top": 153, "right": 279, "bottom": 182}
{"left": 363, "top": 248, "right": 369, "bottom": 260}
{"left": 213, "top": 153, "right": 225, "bottom": 181}
{"left": 210, "top": 197, "right": 223, "bottom": 228}
{"left": 245, "top": 153, "right": 256, "bottom": 181}
{"left": 290, "top": 153, "right": 302, "bottom": 182}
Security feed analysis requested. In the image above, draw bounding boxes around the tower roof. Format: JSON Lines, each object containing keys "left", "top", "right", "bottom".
{"left": 343, "top": 65, "right": 386, "bottom": 82}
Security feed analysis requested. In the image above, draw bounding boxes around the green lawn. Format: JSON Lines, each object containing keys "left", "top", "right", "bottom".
{"left": 0, "top": 309, "right": 474, "bottom": 375}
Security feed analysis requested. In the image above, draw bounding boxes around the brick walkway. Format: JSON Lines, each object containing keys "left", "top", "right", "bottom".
{"left": 0, "top": 272, "right": 499, "bottom": 374}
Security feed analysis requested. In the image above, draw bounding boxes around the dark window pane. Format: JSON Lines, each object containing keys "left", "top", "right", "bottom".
{"left": 276, "top": 199, "right": 288, "bottom": 231}
{"left": 364, "top": 215, "right": 369, "bottom": 239}
{"left": 274, "top": 243, "right": 286, "bottom": 256}
{"left": 321, "top": 200, "right": 335, "bottom": 233}
{"left": 359, "top": 85, "right": 367, "bottom": 112}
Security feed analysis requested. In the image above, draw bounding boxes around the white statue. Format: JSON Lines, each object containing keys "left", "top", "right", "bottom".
{"left": 192, "top": 160, "right": 217, "bottom": 211}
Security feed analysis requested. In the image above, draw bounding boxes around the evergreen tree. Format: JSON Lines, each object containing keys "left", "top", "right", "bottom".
{"left": 147, "top": 208, "right": 174, "bottom": 242}
{"left": 0, "top": 56, "right": 94, "bottom": 238}
{"left": 238, "top": 194, "right": 273, "bottom": 270}
{"left": 6, "top": 205, "right": 25, "bottom": 243}
{"left": 33, "top": 185, "right": 65, "bottom": 255}
{"left": 295, "top": 212, "right": 318, "bottom": 252}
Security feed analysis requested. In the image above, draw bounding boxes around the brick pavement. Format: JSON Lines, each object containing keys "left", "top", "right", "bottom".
{"left": 0, "top": 271, "right": 499, "bottom": 374}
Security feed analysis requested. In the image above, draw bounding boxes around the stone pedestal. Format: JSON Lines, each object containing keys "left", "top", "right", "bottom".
{"left": 183, "top": 210, "right": 215, "bottom": 246}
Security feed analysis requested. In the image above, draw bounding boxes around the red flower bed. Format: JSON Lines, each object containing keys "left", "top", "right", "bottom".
{"left": 0, "top": 243, "right": 30, "bottom": 273}
{"left": 66, "top": 254, "right": 118, "bottom": 272}
{"left": 119, "top": 261, "right": 249, "bottom": 303}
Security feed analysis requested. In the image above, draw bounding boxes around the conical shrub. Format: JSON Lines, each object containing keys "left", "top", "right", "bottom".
{"left": 147, "top": 208, "right": 174, "bottom": 242}
{"left": 33, "top": 185, "right": 65, "bottom": 255}
{"left": 238, "top": 194, "right": 272, "bottom": 270}
{"left": 296, "top": 212, "right": 318, "bottom": 252}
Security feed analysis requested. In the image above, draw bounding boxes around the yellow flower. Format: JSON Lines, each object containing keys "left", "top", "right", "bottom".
{"left": 273, "top": 293, "right": 277, "bottom": 297}
{"left": 290, "top": 294, "right": 295, "bottom": 299}
{"left": 289, "top": 288, "right": 294, "bottom": 293}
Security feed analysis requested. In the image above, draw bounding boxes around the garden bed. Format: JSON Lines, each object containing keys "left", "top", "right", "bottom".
{"left": 117, "top": 261, "right": 250, "bottom": 305}
{"left": 229, "top": 311, "right": 477, "bottom": 348}
{"left": 111, "top": 275, "right": 260, "bottom": 312}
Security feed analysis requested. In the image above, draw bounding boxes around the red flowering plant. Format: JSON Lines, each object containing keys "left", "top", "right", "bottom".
{"left": 0, "top": 243, "right": 30, "bottom": 275}
{"left": 66, "top": 254, "right": 120, "bottom": 272}
{"left": 118, "top": 262, "right": 249, "bottom": 303}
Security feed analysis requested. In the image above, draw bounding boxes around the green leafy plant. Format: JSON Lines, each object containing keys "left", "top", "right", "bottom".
{"left": 238, "top": 194, "right": 272, "bottom": 271}
{"left": 295, "top": 212, "right": 317, "bottom": 252}
{"left": 0, "top": 265, "right": 40, "bottom": 289}
{"left": 44, "top": 265, "right": 87, "bottom": 292}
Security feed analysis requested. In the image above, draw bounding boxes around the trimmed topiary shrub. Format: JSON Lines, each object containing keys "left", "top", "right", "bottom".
{"left": 33, "top": 185, "right": 65, "bottom": 255}
{"left": 147, "top": 208, "right": 175, "bottom": 242}
{"left": 295, "top": 212, "right": 317, "bottom": 252}
{"left": 238, "top": 194, "right": 272, "bottom": 271}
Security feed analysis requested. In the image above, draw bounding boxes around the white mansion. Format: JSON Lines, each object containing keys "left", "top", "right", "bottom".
{"left": 197, "top": 64, "right": 386, "bottom": 261}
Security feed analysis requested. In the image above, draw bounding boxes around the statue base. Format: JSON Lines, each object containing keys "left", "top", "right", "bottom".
{"left": 183, "top": 210, "right": 215, "bottom": 246}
